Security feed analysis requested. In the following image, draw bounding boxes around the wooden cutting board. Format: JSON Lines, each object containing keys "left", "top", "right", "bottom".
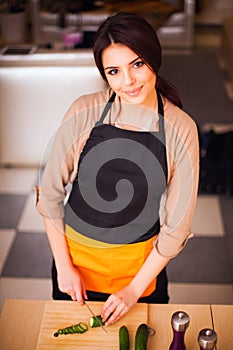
{"left": 37, "top": 300, "right": 148, "bottom": 349}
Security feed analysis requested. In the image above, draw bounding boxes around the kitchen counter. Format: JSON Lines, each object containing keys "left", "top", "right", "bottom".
{"left": 0, "top": 299, "right": 232, "bottom": 349}
{"left": 0, "top": 49, "right": 106, "bottom": 166}
{"left": 0, "top": 48, "right": 95, "bottom": 67}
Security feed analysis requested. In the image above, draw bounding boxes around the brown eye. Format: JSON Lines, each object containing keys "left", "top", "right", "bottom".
{"left": 134, "top": 61, "right": 144, "bottom": 68}
{"left": 107, "top": 69, "right": 119, "bottom": 76}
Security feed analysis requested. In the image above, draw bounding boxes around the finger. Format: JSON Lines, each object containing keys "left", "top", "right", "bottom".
{"left": 75, "top": 290, "right": 85, "bottom": 304}
{"left": 101, "top": 299, "right": 116, "bottom": 321}
{"left": 82, "top": 283, "right": 88, "bottom": 300}
{"left": 62, "top": 287, "right": 72, "bottom": 296}
{"left": 105, "top": 304, "right": 127, "bottom": 325}
{"left": 76, "top": 298, "right": 84, "bottom": 305}
{"left": 64, "top": 288, "right": 80, "bottom": 302}
{"left": 70, "top": 291, "right": 77, "bottom": 301}
{"left": 102, "top": 294, "right": 118, "bottom": 313}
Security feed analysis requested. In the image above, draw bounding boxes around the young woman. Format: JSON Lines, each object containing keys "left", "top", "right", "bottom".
{"left": 35, "top": 12, "right": 199, "bottom": 325}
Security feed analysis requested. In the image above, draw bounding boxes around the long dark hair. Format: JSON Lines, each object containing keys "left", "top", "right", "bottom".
{"left": 93, "top": 12, "right": 182, "bottom": 109}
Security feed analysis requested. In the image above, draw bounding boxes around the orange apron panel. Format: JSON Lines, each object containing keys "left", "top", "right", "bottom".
{"left": 66, "top": 224, "right": 157, "bottom": 297}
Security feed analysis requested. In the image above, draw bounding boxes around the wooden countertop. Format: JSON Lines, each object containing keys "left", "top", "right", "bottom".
{"left": 0, "top": 299, "right": 232, "bottom": 349}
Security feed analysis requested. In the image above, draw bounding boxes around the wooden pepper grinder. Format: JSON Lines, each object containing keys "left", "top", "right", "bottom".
{"left": 198, "top": 328, "right": 217, "bottom": 350}
{"left": 169, "top": 311, "right": 190, "bottom": 350}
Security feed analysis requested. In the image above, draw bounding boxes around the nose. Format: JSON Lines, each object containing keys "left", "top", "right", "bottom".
{"left": 122, "top": 69, "right": 135, "bottom": 86}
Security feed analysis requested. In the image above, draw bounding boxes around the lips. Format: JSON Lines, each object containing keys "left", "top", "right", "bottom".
{"left": 124, "top": 86, "right": 142, "bottom": 96}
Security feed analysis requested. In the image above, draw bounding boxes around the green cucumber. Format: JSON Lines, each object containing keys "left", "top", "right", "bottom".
{"left": 89, "top": 315, "right": 105, "bottom": 328}
{"left": 54, "top": 322, "right": 88, "bottom": 337}
{"left": 134, "top": 323, "right": 149, "bottom": 350}
{"left": 119, "top": 325, "right": 130, "bottom": 350}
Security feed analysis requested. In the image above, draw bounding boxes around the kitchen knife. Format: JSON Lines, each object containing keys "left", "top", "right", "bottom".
{"left": 84, "top": 300, "right": 109, "bottom": 334}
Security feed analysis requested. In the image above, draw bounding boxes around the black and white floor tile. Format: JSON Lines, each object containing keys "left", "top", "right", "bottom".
{"left": 0, "top": 167, "right": 232, "bottom": 312}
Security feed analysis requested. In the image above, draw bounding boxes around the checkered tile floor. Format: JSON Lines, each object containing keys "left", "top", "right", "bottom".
{"left": 0, "top": 167, "right": 232, "bottom": 312}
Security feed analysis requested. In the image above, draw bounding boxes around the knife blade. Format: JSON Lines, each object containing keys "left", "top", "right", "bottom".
{"left": 84, "top": 300, "right": 109, "bottom": 334}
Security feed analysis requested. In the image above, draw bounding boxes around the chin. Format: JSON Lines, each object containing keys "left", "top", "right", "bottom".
{"left": 122, "top": 95, "right": 145, "bottom": 106}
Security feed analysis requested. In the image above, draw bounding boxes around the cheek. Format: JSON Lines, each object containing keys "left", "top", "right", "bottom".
{"left": 145, "top": 70, "right": 155, "bottom": 81}
{"left": 142, "top": 67, "right": 156, "bottom": 85}
{"left": 106, "top": 76, "right": 120, "bottom": 90}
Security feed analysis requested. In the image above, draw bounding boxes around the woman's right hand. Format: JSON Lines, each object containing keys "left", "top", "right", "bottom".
{"left": 56, "top": 263, "right": 87, "bottom": 304}
{"left": 42, "top": 217, "right": 88, "bottom": 304}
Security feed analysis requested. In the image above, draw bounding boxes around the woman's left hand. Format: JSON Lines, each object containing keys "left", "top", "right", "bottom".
{"left": 101, "top": 285, "right": 138, "bottom": 325}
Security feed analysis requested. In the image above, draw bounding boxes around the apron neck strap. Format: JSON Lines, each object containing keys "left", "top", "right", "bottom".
{"left": 157, "top": 91, "right": 165, "bottom": 132}
{"left": 98, "top": 90, "right": 164, "bottom": 132}
{"left": 98, "top": 92, "right": 116, "bottom": 124}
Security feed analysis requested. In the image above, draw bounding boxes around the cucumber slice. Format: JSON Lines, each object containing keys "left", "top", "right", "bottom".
{"left": 78, "top": 322, "right": 89, "bottom": 332}
{"left": 89, "top": 315, "right": 105, "bottom": 328}
{"left": 135, "top": 323, "right": 149, "bottom": 350}
{"left": 119, "top": 325, "right": 130, "bottom": 350}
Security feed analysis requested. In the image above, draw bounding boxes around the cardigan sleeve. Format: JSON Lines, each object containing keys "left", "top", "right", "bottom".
{"left": 154, "top": 108, "right": 200, "bottom": 258}
{"left": 35, "top": 102, "right": 78, "bottom": 219}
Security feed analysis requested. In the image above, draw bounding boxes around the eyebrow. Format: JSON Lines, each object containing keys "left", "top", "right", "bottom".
{"left": 104, "top": 56, "right": 141, "bottom": 70}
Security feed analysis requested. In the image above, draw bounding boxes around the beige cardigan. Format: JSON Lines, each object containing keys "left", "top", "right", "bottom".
{"left": 35, "top": 88, "right": 199, "bottom": 258}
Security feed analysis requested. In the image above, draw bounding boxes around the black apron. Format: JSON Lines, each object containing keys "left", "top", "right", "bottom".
{"left": 56, "top": 91, "right": 168, "bottom": 300}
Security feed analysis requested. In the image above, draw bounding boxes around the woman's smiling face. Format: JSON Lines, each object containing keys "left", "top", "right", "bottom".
{"left": 102, "top": 43, "right": 157, "bottom": 109}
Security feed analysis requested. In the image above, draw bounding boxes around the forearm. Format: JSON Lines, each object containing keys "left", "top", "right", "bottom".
{"left": 129, "top": 247, "right": 171, "bottom": 298}
{"left": 43, "top": 216, "right": 87, "bottom": 301}
{"left": 43, "top": 216, "right": 73, "bottom": 272}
